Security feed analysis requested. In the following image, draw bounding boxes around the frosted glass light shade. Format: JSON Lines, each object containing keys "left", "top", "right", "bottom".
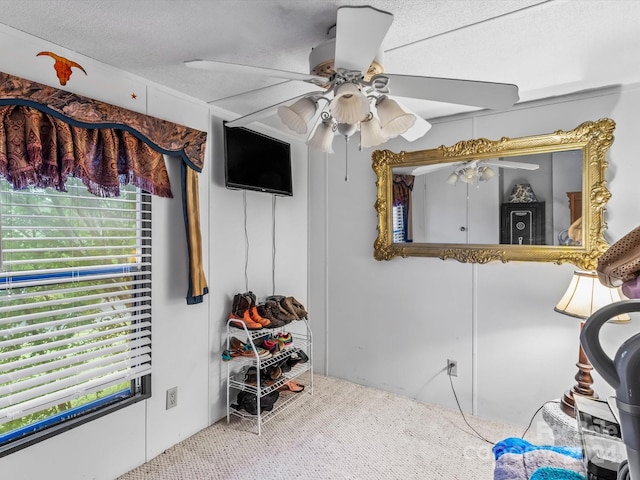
{"left": 277, "top": 97, "right": 318, "bottom": 134}
{"left": 459, "top": 167, "right": 477, "bottom": 184}
{"left": 376, "top": 96, "right": 416, "bottom": 138}
{"left": 360, "top": 116, "right": 387, "bottom": 148}
{"left": 330, "top": 83, "right": 370, "bottom": 124}
{"left": 479, "top": 166, "right": 495, "bottom": 181}
{"left": 446, "top": 172, "right": 459, "bottom": 185}
{"left": 308, "top": 119, "right": 335, "bottom": 153}
{"left": 555, "top": 270, "right": 630, "bottom": 323}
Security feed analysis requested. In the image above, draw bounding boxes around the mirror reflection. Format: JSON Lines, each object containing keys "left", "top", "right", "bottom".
{"left": 392, "top": 150, "right": 582, "bottom": 246}
{"left": 372, "top": 119, "right": 614, "bottom": 269}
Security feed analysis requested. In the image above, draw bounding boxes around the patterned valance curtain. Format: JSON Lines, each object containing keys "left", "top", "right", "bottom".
{"left": 393, "top": 174, "right": 415, "bottom": 243}
{"left": 0, "top": 71, "right": 208, "bottom": 304}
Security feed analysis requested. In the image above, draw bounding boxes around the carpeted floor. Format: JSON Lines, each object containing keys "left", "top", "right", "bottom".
{"left": 118, "top": 374, "right": 535, "bottom": 480}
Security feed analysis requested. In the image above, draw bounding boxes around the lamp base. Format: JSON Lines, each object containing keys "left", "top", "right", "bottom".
{"left": 560, "top": 320, "right": 598, "bottom": 418}
{"left": 561, "top": 389, "right": 599, "bottom": 417}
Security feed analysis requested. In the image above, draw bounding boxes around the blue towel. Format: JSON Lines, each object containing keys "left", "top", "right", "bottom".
{"left": 530, "top": 466, "right": 586, "bottom": 480}
{"left": 493, "top": 437, "right": 582, "bottom": 461}
{"left": 493, "top": 438, "right": 585, "bottom": 480}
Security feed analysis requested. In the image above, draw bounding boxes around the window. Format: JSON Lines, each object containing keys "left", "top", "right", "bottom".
{"left": 0, "top": 177, "right": 152, "bottom": 456}
{"left": 392, "top": 204, "right": 406, "bottom": 243}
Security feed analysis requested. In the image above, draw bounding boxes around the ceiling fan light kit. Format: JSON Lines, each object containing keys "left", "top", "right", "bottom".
{"left": 376, "top": 95, "right": 416, "bottom": 139}
{"left": 360, "top": 114, "right": 388, "bottom": 149}
{"left": 187, "top": 5, "right": 519, "bottom": 154}
{"left": 276, "top": 97, "right": 318, "bottom": 134}
{"left": 307, "top": 114, "right": 336, "bottom": 154}
{"left": 448, "top": 161, "right": 497, "bottom": 186}
{"left": 329, "top": 82, "right": 371, "bottom": 124}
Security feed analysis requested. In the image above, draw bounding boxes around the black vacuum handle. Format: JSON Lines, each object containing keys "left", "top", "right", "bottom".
{"left": 581, "top": 300, "right": 640, "bottom": 390}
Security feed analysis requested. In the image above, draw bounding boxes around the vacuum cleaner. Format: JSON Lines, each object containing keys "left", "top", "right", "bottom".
{"left": 581, "top": 299, "right": 640, "bottom": 480}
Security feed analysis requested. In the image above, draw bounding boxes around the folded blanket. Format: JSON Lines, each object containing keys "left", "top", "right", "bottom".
{"left": 530, "top": 466, "right": 586, "bottom": 480}
{"left": 493, "top": 438, "right": 585, "bottom": 480}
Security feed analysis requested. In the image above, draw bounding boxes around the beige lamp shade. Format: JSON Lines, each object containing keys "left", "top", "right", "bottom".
{"left": 360, "top": 116, "right": 387, "bottom": 148}
{"left": 376, "top": 96, "right": 416, "bottom": 138}
{"left": 277, "top": 97, "right": 318, "bottom": 134}
{"left": 555, "top": 270, "right": 630, "bottom": 323}
{"left": 308, "top": 119, "right": 335, "bottom": 153}
{"left": 330, "top": 82, "right": 370, "bottom": 124}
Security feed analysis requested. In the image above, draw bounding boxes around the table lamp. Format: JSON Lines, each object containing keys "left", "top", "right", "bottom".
{"left": 554, "top": 270, "right": 630, "bottom": 417}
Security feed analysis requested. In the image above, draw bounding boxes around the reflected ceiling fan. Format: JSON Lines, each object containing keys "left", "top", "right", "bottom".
{"left": 185, "top": 5, "right": 520, "bottom": 153}
{"left": 396, "top": 159, "right": 539, "bottom": 185}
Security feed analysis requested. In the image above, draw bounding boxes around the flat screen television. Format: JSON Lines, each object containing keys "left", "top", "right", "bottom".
{"left": 224, "top": 124, "right": 293, "bottom": 196}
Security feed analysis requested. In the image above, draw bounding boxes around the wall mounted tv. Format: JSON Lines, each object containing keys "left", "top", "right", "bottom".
{"left": 224, "top": 124, "right": 293, "bottom": 196}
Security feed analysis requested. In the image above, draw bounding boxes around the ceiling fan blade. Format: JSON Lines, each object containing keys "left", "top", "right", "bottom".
{"left": 185, "top": 59, "right": 329, "bottom": 85}
{"left": 378, "top": 74, "right": 519, "bottom": 110}
{"left": 225, "top": 92, "right": 325, "bottom": 128}
{"left": 483, "top": 159, "right": 539, "bottom": 170}
{"left": 396, "top": 162, "right": 463, "bottom": 177}
{"left": 334, "top": 6, "right": 393, "bottom": 73}
{"left": 396, "top": 103, "right": 432, "bottom": 142}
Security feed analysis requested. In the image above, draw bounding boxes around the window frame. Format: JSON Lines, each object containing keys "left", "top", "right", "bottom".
{"left": 0, "top": 179, "right": 152, "bottom": 457}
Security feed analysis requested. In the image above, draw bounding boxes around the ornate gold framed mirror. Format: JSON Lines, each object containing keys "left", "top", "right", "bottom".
{"left": 372, "top": 118, "right": 615, "bottom": 270}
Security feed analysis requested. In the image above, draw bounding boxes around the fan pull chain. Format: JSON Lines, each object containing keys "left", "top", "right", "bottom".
{"left": 344, "top": 135, "right": 349, "bottom": 182}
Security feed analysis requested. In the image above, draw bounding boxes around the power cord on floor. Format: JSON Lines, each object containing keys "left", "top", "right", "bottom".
{"left": 520, "top": 400, "right": 560, "bottom": 439}
{"left": 448, "top": 373, "right": 562, "bottom": 446}
{"left": 449, "top": 374, "right": 568, "bottom": 479}
{"left": 448, "top": 373, "right": 494, "bottom": 445}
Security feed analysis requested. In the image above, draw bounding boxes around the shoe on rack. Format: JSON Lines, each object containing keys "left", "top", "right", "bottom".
{"left": 287, "top": 296, "right": 308, "bottom": 320}
{"left": 229, "top": 336, "right": 247, "bottom": 351}
{"left": 275, "top": 332, "right": 293, "bottom": 347}
{"left": 267, "top": 299, "right": 297, "bottom": 323}
{"left": 244, "top": 291, "right": 271, "bottom": 327}
{"left": 278, "top": 380, "right": 305, "bottom": 393}
{"left": 228, "top": 293, "right": 263, "bottom": 330}
{"left": 257, "top": 303, "right": 286, "bottom": 328}
{"left": 280, "top": 297, "right": 300, "bottom": 320}
{"left": 228, "top": 310, "right": 263, "bottom": 330}
{"left": 249, "top": 305, "right": 272, "bottom": 328}
{"left": 262, "top": 337, "right": 281, "bottom": 354}
{"left": 238, "top": 344, "right": 272, "bottom": 359}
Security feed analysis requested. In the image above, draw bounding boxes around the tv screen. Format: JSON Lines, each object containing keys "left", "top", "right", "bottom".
{"left": 224, "top": 124, "right": 293, "bottom": 196}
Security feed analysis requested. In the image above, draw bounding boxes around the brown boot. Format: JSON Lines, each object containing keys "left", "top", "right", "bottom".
{"left": 287, "top": 296, "right": 308, "bottom": 320}
{"left": 257, "top": 303, "right": 286, "bottom": 328}
{"left": 229, "top": 293, "right": 262, "bottom": 330}
{"left": 269, "top": 299, "right": 297, "bottom": 324}
{"left": 250, "top": 305, "right": 271, "bottom": 328}
{"left": 243, "top": 291, "right": 271, "bottom": 328}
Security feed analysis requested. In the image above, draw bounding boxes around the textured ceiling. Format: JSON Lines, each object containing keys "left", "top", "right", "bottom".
{"left": 0, "top": 0, "right": 639, "bottom": 132}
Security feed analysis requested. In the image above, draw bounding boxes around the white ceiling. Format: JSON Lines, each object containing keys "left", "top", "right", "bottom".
{"left": 0, "top": 0, "right": 639, "bottom": 135}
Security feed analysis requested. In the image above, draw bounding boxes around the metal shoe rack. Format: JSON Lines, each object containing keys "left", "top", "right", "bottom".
{"left": 225, "top": 318, "right": 313, "bottom": 435}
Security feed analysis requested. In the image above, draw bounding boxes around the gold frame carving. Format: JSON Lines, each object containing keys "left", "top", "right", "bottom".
{"left": 372, "top": 118, "right": 615, "bottom": 269}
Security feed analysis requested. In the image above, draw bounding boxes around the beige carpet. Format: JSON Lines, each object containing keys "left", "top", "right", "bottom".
{"left": 118, "top": 374, "right": 531, "bottom": 480}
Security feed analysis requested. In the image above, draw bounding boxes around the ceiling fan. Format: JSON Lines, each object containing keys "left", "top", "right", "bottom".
{"left": 185, "top": 5, "right": 520, "bottom": 153}
{"left": 395, "top": 159, "right": 539, "bottom": 185}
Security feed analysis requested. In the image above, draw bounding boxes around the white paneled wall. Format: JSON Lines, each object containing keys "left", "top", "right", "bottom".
{"left": 309, "top": 84, "right": 640, "bottom": 426}
{"left": 0, "top": 25, "right": 308, "bottom": 480}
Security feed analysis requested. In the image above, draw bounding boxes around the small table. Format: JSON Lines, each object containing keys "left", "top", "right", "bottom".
{"left": 541, "top": 401, "right": 581, "bottom": 447}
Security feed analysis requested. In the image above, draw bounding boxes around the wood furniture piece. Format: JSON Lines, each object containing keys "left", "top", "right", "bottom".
{"left": 567, "top": 192, "right": 582, "bottom": 224}
{"left": 500, "top": 202, "right": 546, "bottom": 245}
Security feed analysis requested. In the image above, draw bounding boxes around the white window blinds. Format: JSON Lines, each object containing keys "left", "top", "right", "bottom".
{"left": 0, "top": 178, "right": 152, "bottom": 424}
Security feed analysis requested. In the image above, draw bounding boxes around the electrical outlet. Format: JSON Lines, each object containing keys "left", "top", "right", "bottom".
{"left": 447, "top": 359, "right": 458, "bottom": 377}
{"left": 166, "top": 386, "right": 178, "bottom": 410}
